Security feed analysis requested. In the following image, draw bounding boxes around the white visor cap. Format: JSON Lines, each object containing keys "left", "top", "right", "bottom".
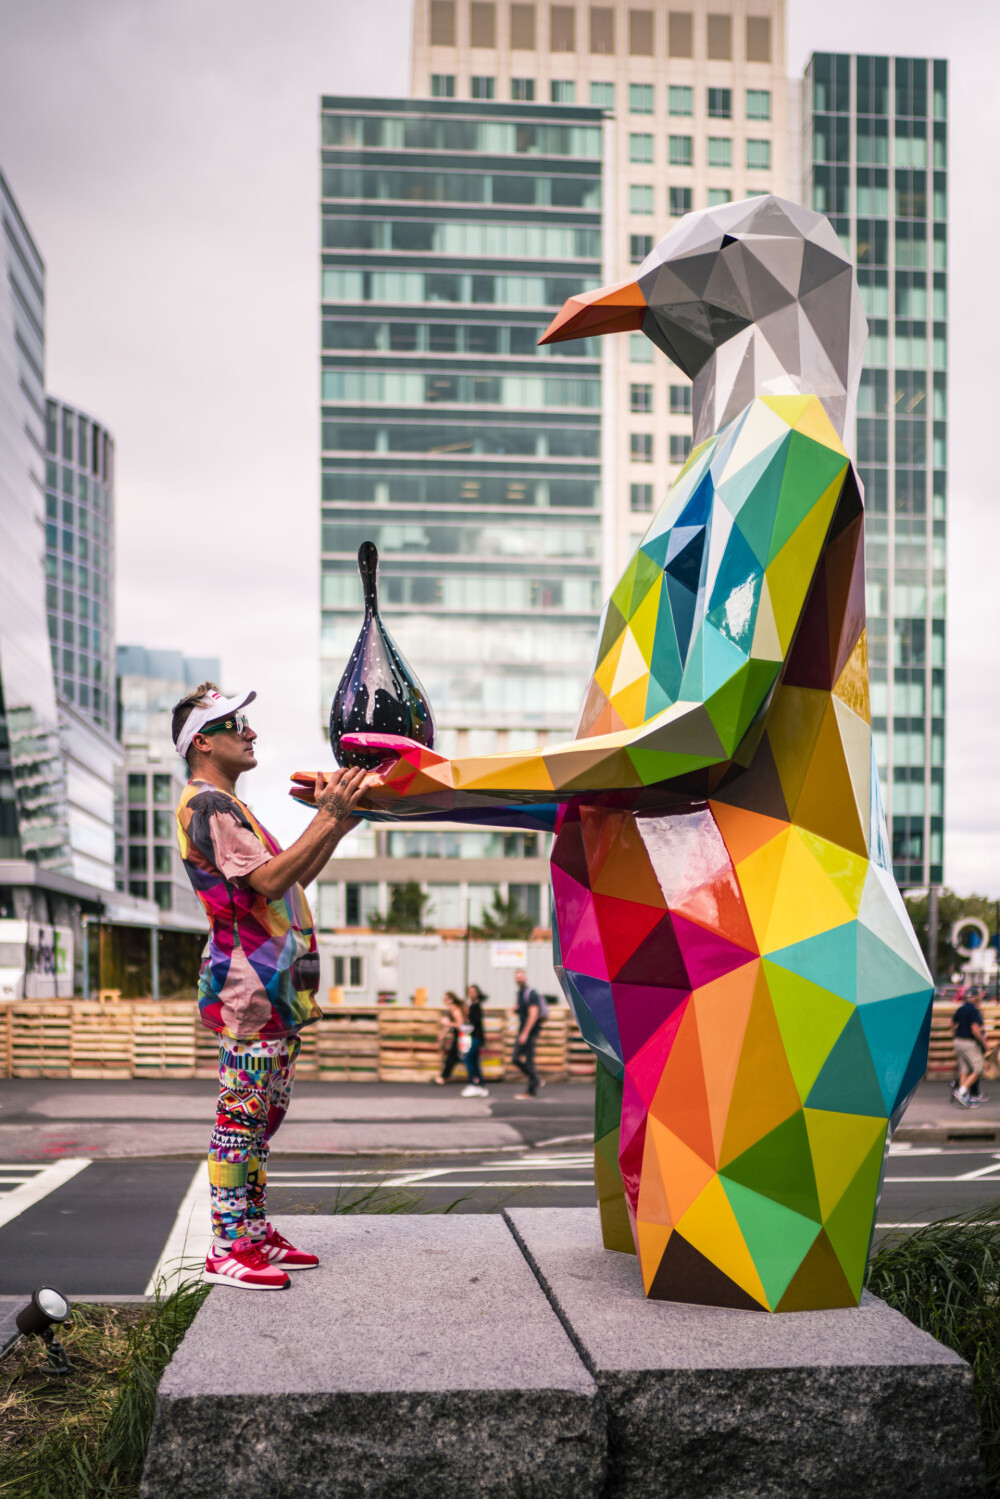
{"left": 174, "top": 688, "right": 257, "bottom": 761}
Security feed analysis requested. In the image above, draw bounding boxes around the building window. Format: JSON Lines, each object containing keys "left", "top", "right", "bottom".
{"left": 154, "top": 846, "right": 172, "bottom": 875}
{"left": 550, "top": 78, "right": 576, "bottom": 102}
{"left": 669, "top": 135, "right": 693, "bottom": 167}
{"left": 668, "top": 84, "right": 692, "bottom": 116}
{"left": 152, "top": 774, "right": 173, "bottom": 805}
{"left": 630, "top": 233, "right": 653, "bottom": 264}
{"left": 630, "top": 333, "right": 653, "bottom": 363}
{"left": 746, "top": 15, "right": 771, "bottom": 63}
{"left": 470, "top": 1, "right": 496, "bottom": 46}
{"left": 629, "top": 82, "right": 653, "bottom": 114}
{"left": 333, "top": 955, "right": 365, "bottom": 989}
{"left": 747, "top": 138, "right": 771, "bottom": 170}
{"left": 708, "top": 137, "right": 732, "bottom": 169}
{"left": 629, "top": 8, "right": 653, "bottom": 55}
{"left": 345, "top": 882, "right": 378, "bottom": 927}
{"left": 669, "top": 183, "right": 691, "bottom": 213}
{"left": 707, "top": 87, "right": 731, "bottom": 119}
{"left": 708, "top": 188, "right": 732, "bottom": 206}
{"left": 631, "top": 433, "right": 653, "bottom": 463}
{"left": 630, "top": 184, "right": 653, "bottom": 215}
{"left": 590, "top": 6, "right": 614, "bottom": 53}
{"left": 630, "top": 383, "right": 653, "bottom": 413}
{"left": 670, "top": 434, "right": 692, "bottom": 464}
{"left": 590, "top": 80, "right": 614, "bottom": 108}
{"left": 430, "top": 0, "right": 456, "bottom": 45}
{"left": 550, "top": 4, "right": 576, "bottom": 50}
{"left": 670, "top": 385, "right": 692, "bottom": 415}
{"left": 510, "top": 2, "right": 536, "bottom": 47}
{"left": 128, "top": 809, "right": 147, "bottom": 838}
{"left": 129, "top": 880, "right": 148, "bottom": 899}
{"left": 746, "top": 88, "right": 771, "bottom": 121}
{"left": 508, "top": 883, "right": 542, "bottom": 924}
{"left": 471, "top": 75, "right": 495, "bottom": 99}
{"left": 706, "top": 12, "right": 732, "bottom": 60}
{"left": 511, "top": 77, "right": 535, "bottom": 100}
{"left": 129, "top": 845, "right": 147, "bottom": 873}
{"left": 153, "top": 810, "right": 172, "bottom": 839}
{"left": 431, "top": 73, "right": 455, "bottom": 97}
{"left": 630, "top": 482, "right": 653, "bottom": 512}
{"left": 154, "top": 882, "right": 173, "bottom": 912}
{"left": 629, "top": 132, "right": 653, "bottom": 163}
{"left": 127, "top": 773, "right": 147, "bottom": 804}
{"left": 668, "top": 9, "right": 693, "bottom": 56}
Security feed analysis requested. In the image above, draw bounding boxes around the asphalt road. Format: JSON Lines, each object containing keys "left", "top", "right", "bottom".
{"left": 3, "top": 1080, "right": 1000, "bottom": 1298}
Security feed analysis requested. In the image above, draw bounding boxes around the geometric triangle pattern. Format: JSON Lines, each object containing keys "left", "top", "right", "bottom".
{"left": 347, "top": 199, "right": 934, "bottom": 1311}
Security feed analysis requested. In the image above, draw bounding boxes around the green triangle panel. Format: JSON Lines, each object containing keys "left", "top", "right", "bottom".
{"left": 857, "top": 992, "right": 936, "bottom": 1115}
{"left": 595, "top": 1054, "right": 625, "bottom": 1142}
{"left": 767, "top": 922, "right": 858, "bottom": 1005}
{"left": 762, "top": 960, "right": 854, "bottom": 1101}
{"left": 805, "top": 1010, "right": 887, "bottom": 1118}
{"left": 646, "top": 591, "right": 684, "bottom": 702}
{"left": 626, "top": 549, "right": 665, "bottom": 618}
{"left": 720, "top": 1109, "right": 822, "bottom": 1224}
{"left": 721, "top": 1177, "right": 822, "bottom": 1310}
{"left": 774, "top": 1227, "right": 857, "bottom": 1311}
{"left": 705, "top": 661, "right": 755, "bottom": 751}
{"left": 679, "top": 623, "right": 705, "bottom": 699}
{"left": 822, "top": 1133, "right": 886, "bottom": 1299}
{"left": 768, "top": 431, "right": 848, "bottom": 562}
{"left": 724, "top": 440, "right": 789, "bottom": 565}
{"left": 595, "top": 600, "right": 627, "bottom": 669}
{"left": 701, "top": 620, "right": 749, "bottom": 697}
{"left": 611, "top": 553, "right": 641, "bottom": 617}
{"left": 856, "top": 925, "right": 932, "bottom": 1007}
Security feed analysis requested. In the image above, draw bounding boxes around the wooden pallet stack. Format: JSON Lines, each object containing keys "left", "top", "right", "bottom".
{"left": 377, "top": 1006, "right": 445, "bottom": 1083}
{"left": 132, "top": 1003, "right": 197, "bottom": 1077}
{"left": 9, "top": 1003, "right": 72, "bottom": 1078}
{"left": 70, "top": 1003, "right": 134, "bottom": 1078}
{"left": 315, "top": 1010, "right": 380, "bottom": 1081}
{"left": 567, "top": 1025, "right": 598, "bottom": 1079}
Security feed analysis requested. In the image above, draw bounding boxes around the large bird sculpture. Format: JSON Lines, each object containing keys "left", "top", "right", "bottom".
{"left": 299, "top": 196, "right": 934, "bottom": 1312}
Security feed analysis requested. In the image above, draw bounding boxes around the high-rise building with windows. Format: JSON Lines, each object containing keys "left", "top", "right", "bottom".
{"left": 44, "top": 399, "right": 116, "bottom": 735}
{"left": 410, "top": 0, "right": 789, "bottom": 574}
{"left": 316, "top": 93, "right": 605, "bottom": 931}
{"left": 803, "top": 54, "right": 947, "bottom": 889}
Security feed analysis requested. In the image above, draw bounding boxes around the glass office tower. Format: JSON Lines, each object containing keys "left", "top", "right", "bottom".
{"left": 804, "top": 54, "right": 947, "bottom": 889}
{"left": 317, "top": 94, "right": 606, "bottom": 929}
{"left": 44, "top": 399, "right": 116, "bottom": 735}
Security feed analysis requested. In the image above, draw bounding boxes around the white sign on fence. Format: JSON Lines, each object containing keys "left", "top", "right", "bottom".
{"left": 490, "top": 941, "right": 527, "bottom": 969}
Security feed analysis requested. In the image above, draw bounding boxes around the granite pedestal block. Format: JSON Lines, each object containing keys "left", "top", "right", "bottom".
{"left": 507, "top": 1208, "right": 984, "bottom": 1499}
{"left": 140, "top": 1215, "right": 603, "bottom": 1499}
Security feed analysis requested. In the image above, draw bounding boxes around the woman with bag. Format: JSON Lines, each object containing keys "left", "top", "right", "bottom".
{"left": 461, "top": 984, "right": 489, "bottom": 1097}
{"left": 433, "top": 992, "right": 466, "bottom": 1085}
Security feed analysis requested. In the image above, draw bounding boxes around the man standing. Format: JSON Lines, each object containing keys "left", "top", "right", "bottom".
{"left": 512, "top": 968, "right": 546, "bottom": 1099}
{"left": 172, "top": 683, "right": 367, "bottom": 1289}
{"left": 952, "top": 987, "right": 988, "bottom": 1109}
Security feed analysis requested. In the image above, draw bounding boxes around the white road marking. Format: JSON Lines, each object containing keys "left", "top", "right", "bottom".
{"left": 0, "top": 1158, "right": 90, "bottom": 1229}
{"left": 145, "top": 1163, "right": 212, "bottom": 1298}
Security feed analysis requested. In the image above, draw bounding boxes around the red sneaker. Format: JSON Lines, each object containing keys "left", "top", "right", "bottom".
{"left": 204, "top": 1239, "right": 291, "bottom": 1290}
{"left": 256, "top": 1223, "right": 319, "bottom": 1271}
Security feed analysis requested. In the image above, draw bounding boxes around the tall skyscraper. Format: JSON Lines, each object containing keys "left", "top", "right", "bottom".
{"left": 44, "top": 398, "right": 115, "bottom": 734}
{"left": 803, "top": 54, "right": 947, "bottom": 889}
{"left": 115, "top": 643, "right": 217, "bottom": 923}
{"left": 410, "top": 0, "right": 789, "bottom": 575}
{"left": 316, "top": 93, "right": 604, "bottom": 930}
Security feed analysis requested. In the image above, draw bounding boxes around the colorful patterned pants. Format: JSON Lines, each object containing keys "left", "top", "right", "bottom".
{"left": 207, "top": 1032, "right": 300, "bottom": 1249}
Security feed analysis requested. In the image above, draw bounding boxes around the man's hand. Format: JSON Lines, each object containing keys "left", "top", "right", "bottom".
{"left": 312, "top": 767, "right": 368, "bottom": 831}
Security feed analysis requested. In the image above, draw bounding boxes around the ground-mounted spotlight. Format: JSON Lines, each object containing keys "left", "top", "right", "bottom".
{"left": 14, "top": 1287, "right": 72, "bottom": 1375}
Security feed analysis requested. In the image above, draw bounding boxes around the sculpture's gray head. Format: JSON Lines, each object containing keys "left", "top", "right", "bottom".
{"left": 540, "top": 194, "right": 868, "bottom": 452}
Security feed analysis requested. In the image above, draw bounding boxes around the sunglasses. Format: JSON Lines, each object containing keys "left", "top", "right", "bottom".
{"left": 200, "top": 712, "right": 252, "bottom": 739}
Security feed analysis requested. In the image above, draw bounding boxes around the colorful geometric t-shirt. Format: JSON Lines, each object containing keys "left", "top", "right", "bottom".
{"left": 175, "top": 779, "right": 322, "bottom": 1039}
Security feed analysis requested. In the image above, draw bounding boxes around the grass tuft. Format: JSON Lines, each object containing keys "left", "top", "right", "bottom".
{"left": 867, "top": 1204, "right": 1000, "bottom": 1492}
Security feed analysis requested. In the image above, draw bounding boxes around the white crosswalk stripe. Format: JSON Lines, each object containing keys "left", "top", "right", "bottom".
{"left": 0, "top": 1159, "right": 91, "bottom": 1229}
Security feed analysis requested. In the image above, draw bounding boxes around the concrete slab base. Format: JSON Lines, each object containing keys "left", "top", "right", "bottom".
{"left": 507, "top": 1208, "right": 985, "bottom": 1499}
{"left": 140, "top": 1215, "right": 603, "bottom": 1499}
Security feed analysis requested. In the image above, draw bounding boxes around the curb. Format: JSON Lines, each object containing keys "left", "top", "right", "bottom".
{"left": 895, "top": 1124, "right": 1000, "bottom": 1144}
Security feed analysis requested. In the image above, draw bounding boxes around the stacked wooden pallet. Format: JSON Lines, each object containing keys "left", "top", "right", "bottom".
{"left": 132, "top": 1003, "right": 197, "bottom": 1077}
{"left": 315, "top": 1010, "right": 380, "bottom": 1081}
{"left": 9, "top": 1003, "right": 72, "bottom": 1078}
{"left": 70, "top": 1003, "right": 134, "bottom": 1078}
{"left": 567, "top": 1025, "right": 597, "bottom": 1079}
{"left": 378, "top": 1007, "right": 444, "bottom": 1083}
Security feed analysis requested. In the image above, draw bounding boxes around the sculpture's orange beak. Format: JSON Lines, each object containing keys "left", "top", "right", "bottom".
{"left": 538, "top": 278, "right": 648, "bottom": 344}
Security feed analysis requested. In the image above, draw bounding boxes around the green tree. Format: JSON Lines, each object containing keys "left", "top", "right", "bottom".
{"left": 903, "top": 888, "right": 1000, "bottom": 984}
{"left": 369, "top": 880, "right": 430, "bottom": 933}
{"left": 469, "top": 890, "right": 535, "bottom": 940}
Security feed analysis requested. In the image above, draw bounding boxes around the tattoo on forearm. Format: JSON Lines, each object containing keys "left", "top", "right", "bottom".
{"left": 317, "top": 789, "right": 351, "bottom": 821}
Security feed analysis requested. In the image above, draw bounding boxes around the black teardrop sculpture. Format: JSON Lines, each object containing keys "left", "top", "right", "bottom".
{"left": 330, "top": 542, "right": 436, "bottom": 769}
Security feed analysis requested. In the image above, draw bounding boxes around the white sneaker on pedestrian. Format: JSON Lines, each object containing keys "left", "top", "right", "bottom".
{"left": 460, "top": 1085, "right": 478, "bottom": 1097}
{"left": 474, "top": 1086, "right": 490, "bottom": 1096}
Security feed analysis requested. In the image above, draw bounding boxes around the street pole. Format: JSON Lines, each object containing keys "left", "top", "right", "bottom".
{"left": 463, "top": 893, "right": 470, "bottom": 997}
{"left": 927, "top": 884, "right": 939, "bottom": 987}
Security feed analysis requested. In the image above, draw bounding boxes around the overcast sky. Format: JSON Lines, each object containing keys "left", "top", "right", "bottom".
{"left": 0, "top": 0, "right": 995, "bottom": 893}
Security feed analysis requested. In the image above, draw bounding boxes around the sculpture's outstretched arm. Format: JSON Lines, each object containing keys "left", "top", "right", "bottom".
{"left": 296, "top": 398, "right": 854, "bottom": 819}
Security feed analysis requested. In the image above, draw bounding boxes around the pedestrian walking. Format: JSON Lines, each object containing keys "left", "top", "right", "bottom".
{"left": 434, "top": 991, "right": 466, "bottom": 1085}
{"left": 512, "top": 968, "right": 548, "bottom": 1098}
{"left": 952, "top": 986, "right": 988, "bottom": 1108}
{"left": 461, "top": 984, "right": 489, "bottom": 1097}
{"left": 172, "top": 682, "right": 368, "bottom": 1289}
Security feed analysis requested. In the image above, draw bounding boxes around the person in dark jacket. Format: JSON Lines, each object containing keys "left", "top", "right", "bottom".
{"left": 461, "top": 983, "right": 489, "bottom": 1097}
{"left": 513, "top": 969, "right": 546, "bottom": 1098}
